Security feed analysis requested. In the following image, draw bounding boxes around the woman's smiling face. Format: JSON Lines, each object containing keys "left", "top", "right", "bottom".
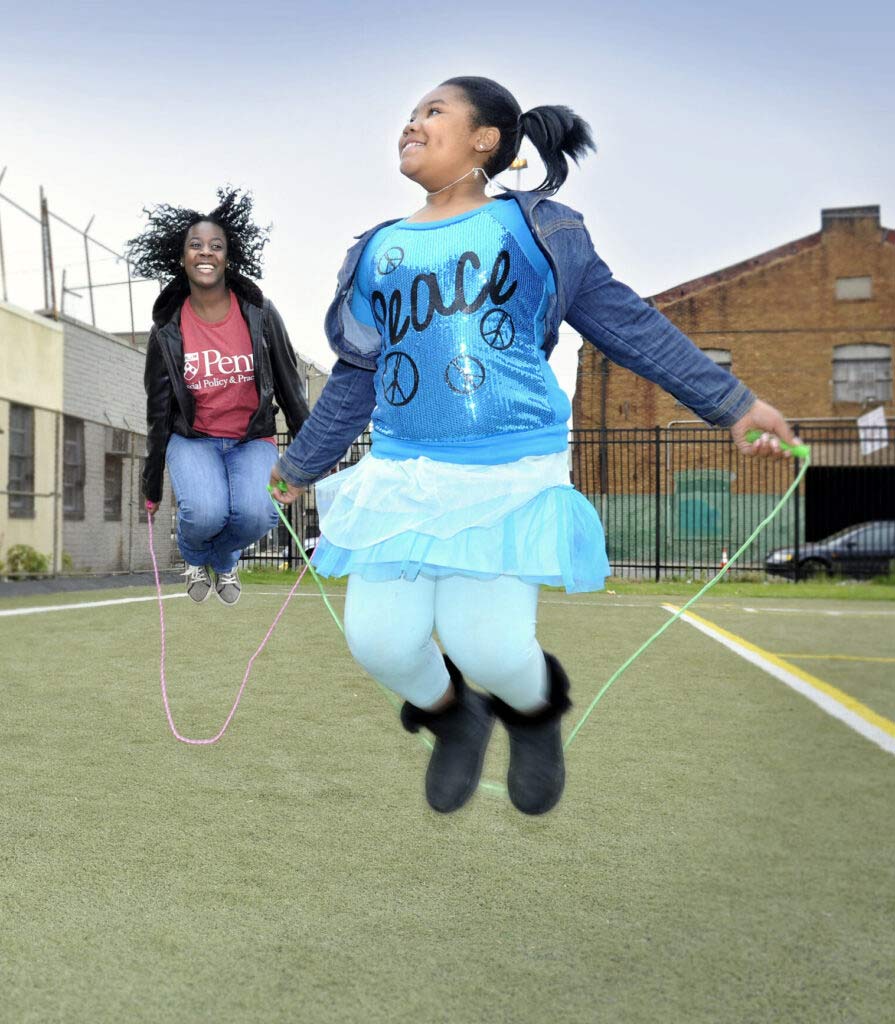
{"left": 398, "top": 84, "right": 494, "bottom": 191}
{"left": 182, "top": 221, "right": 228, "bottom": 290}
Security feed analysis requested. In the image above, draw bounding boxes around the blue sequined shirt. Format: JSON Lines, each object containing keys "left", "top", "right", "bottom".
{"left": 350, "top": 199, "right": 569, "bottom": 464}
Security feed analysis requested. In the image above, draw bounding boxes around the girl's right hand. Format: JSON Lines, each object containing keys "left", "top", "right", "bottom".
{"left": 730, "top": 399, "right": 801, "bottom": 458}
{"left": 269, "top": 467, "right": 303, "bottom": 506}
{"left": 145, "top": 500, "right": 159, "bottom": 516}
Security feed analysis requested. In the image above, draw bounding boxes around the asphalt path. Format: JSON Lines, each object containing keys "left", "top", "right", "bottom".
{"left": 0, "top": 571, "right": 181, "bottom": 597}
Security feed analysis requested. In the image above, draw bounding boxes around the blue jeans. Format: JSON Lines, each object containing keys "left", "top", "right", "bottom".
{"left": 166, "top": 435, "right": 279, "bottom": 573}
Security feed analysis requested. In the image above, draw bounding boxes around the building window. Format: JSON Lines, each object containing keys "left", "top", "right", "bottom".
{"left": 104, "top": 455, "right": 123, "bottom": 521}
{"left": 701, "top": 348, "right": 733, "bottom": 372}
{"left": 63, "top": 417, "right": 86, "bottom": 520}
{"left": 835, "top": 276, "right": 872, "bottom": 301}
{"left": 8, "top": 403, "right": 35, "bottom": 518}
{"left": 832, "top": 344, "right": 892, "bottom": 403}
{"left": 105, "top": 426, "right": 130, "bottom": 456}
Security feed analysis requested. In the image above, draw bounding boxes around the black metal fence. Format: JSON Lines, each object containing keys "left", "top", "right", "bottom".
{"left": 240, "top": 422, "right": 894, "bottom": 581}
{"left": 238, "top": 432, "right": 373, "bottom": 572}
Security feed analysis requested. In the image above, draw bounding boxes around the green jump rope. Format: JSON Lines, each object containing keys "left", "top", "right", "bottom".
{"left": 267, "top": 431, "right": 810, "bottom": 777}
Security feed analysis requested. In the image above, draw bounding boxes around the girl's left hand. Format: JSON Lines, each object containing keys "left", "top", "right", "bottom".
{"left": 269, "top": 467, "right": 304, "bottom": 506}
{"left": 730, "top": 399, "right": 802, "bottom": 458}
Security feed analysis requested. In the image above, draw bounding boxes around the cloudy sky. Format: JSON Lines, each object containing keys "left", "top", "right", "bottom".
{"left": 2, "top": 0, "right": 892, "bottom": 401}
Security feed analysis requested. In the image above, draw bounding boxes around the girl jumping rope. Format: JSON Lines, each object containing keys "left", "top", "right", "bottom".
{"left": 129, "top": 188, "right": 309, "bottom": 606}
{"left": 270, "top": 78, "right": 798, "bottom": 815}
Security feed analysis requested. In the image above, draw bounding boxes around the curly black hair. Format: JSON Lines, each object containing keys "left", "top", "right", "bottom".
{"left": 125, "top": 186, "right": 270, "bottom": 284}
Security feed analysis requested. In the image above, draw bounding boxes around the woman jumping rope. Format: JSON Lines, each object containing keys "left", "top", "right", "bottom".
{"left": 129, "top": 188, "right": 309, "bottom": 606}
{"left": 271, "top": 78, "right": 799, "bottom": 815}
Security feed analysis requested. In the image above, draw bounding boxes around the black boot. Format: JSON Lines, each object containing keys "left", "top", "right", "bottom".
{"left": 491, "top": 653, "right": 572, "bottom": 815}
{"left": 400, "top": 655, "right": 495, "bottom": 813}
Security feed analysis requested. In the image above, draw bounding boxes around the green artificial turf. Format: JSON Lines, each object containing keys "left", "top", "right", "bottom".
{"left": 2, "top": 587, "right": 893, "bottom": 1023}
{"left": 238, "top": 567, "right": 895, "bottom": 602}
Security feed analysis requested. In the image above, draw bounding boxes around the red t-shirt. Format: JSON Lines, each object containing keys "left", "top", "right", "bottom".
{"left": 181, "top": 292, "right": 275, "bottom": 445}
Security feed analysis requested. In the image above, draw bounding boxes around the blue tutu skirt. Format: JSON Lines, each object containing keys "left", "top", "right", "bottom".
{"left": 310, "top": 451, "right": 610, "bottom": 593}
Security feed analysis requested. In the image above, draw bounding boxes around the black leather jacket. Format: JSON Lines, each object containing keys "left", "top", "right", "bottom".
{"left": 142, "top": 274, "right": 309, "bottom": 502}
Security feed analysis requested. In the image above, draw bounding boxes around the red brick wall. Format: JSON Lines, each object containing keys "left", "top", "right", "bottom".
{"left": 573, "top": 209, "right": 895, "bottom": 430}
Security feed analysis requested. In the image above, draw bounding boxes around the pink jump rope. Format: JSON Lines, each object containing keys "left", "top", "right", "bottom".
{"left": 146, "top": 497, "right": 311, "bottom": 745}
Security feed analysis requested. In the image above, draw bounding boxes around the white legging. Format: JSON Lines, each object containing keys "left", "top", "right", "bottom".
{"left": 344, "top": 573, "right": 549, "bottom": 711}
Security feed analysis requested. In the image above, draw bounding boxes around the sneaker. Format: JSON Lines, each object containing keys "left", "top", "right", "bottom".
{"left": 214, "top": 568, "right": 242, "bottom": 606}
{"left": 182, "top": 564, "right": 213, "bottom": 603}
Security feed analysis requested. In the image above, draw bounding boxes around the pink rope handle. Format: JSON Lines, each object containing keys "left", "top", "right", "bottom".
{"left": 147, "top": 508, "right": 308, "bottom": 745}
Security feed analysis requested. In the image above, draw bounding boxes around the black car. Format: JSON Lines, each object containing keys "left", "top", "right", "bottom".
{"left": 765, "top": 520, "right": 895, "bottom": 579}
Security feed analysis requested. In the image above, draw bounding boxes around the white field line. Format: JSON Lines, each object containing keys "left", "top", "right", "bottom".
{"left": 0, "top": 594, "right": 187, "bottom": 617}
{"left": 663, "top": 604, "right": 895, "bottom": 756}
{"left": 541, "top": 598, "right": 895, "bottom": 617}
{"left": 540, "top": 599, "right": 664, "bottom": 609}
{"left": 741, "top": 606, "right": 895, "bottom": 617}
{"left": 0, "top": 590, "right": 351, "bottom": 618}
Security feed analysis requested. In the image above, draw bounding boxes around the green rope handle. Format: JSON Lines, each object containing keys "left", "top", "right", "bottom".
{"left": 743, "top": 429, "right": 810, "bottom": 459}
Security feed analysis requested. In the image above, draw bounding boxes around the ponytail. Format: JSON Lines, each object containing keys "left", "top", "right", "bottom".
{"left": 519, "top": 105, "right": 595, "bottom": 194}
{"left": 441, "top": 76, "right": 595, "bottom": 195}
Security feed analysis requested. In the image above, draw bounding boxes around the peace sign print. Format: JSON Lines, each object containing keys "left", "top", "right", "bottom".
{"left": 377, "top": 247, "right": 405, "bottom": 275}
{"left": 480, "top": 308, "right": 515, "bottom": 350}
{"left": 382, "top": 351, "right": 419, "bottom": 406}
{"left": 445, "top": 355, "right": 486, "bottom": 394}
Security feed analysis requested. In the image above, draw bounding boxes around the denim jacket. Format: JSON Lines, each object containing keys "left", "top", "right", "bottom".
{"left": 278, "top": 191, "right": 755, "bottom": 485}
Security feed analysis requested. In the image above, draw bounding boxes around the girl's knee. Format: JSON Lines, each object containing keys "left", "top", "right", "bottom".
{"left": 345, "top": 613, "right": 431, "bottom": 682}
{"left": 441, "top": 632, "right": 539, "bottom": 688}
{"left": 442, "top": 643, "right": 532, "bottom": 692}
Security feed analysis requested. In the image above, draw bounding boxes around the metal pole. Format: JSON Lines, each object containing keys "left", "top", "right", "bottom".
{"left": 40, "top": 187, "right": 58, "bottom": 318}
{"left": 83, "top": 214, "right": 96, "bottom": 326}
{"left": 53, "top": 411, "right": 61, "bottom": 574}
{"left": 127, "top": 431, "right": 135, "bottom": 572}
{"left": 793, "top": 421, "right": 801, "bottom": 581}
{"left": 40, "top": 188, "right": 49, "bottom": 311}
{"left": 599, "top": 355, "right": 609, "bottom": 496}
{"left": 0, "top": 166, "right": 8, "bottom": 303}
{"left": 126, "top": 259, "right": 136, "bottom": 346}
{"left": 655, "top": 425, "right": 661, "bottom": 582}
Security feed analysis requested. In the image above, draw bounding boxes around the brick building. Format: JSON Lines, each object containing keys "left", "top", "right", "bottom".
{"left": 571, "top": 205, "right": 894, "bottom": 566}
{"left": 574, "top": 204, "right": 894, "bottom": 432}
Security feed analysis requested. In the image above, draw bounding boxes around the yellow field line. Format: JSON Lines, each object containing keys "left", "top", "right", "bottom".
{"left": 777, "top": 653, "right": 895, "bottom": 664}
{"left": 664, "top": 604, "right": 895, "bottom": 751}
